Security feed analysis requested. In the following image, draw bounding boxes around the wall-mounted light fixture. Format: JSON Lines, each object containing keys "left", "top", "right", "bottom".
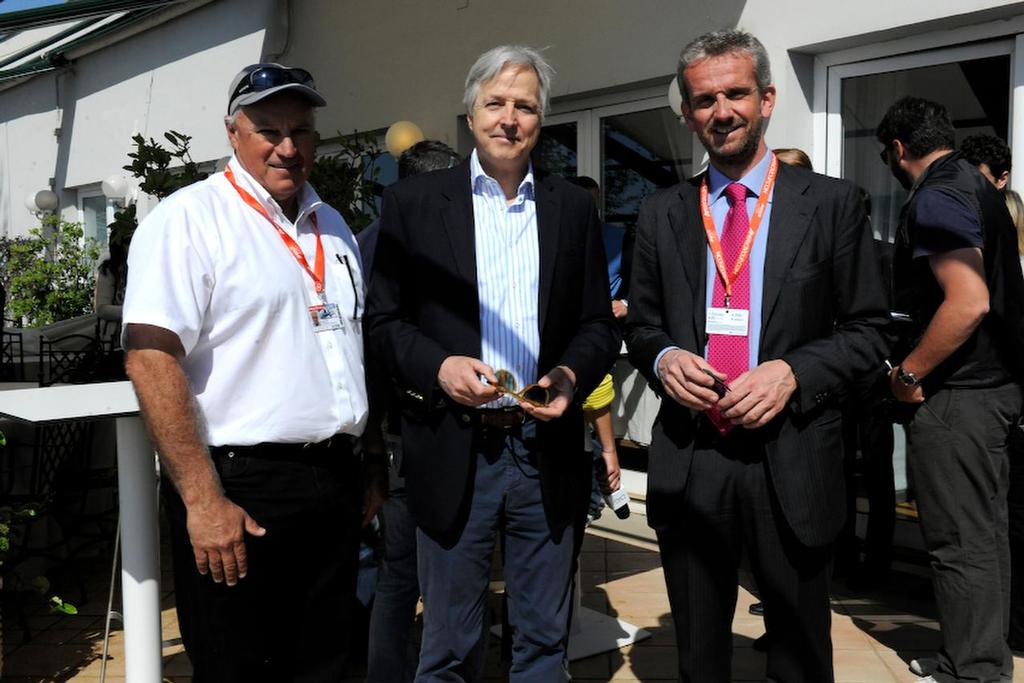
{"left": 25, "top": 189, "right": 59, "bottom": 217}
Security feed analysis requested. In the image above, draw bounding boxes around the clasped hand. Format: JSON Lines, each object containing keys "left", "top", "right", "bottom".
{"left": 657, "top": 349, "right": 796, "bottom": 428}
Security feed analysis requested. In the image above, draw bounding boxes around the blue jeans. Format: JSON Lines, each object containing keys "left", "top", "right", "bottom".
{"left": 366, "top": 465, "right": 420, "bottom": 683}
{"left": 415, "top": 422, "right": 575, "bottom": 682}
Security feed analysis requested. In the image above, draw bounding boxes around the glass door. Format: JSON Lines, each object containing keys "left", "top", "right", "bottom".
{"left": 826, "top": 41, "right": 1013, "bottom": 242}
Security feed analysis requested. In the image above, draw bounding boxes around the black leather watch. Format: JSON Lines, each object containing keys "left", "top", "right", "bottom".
{"left": 896, "top": 367, "right": 921, "bottom": 387}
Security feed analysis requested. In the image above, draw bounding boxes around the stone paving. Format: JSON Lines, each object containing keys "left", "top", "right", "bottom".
{"left": 3, "top": 511, "right": 1022, "bottom": 682}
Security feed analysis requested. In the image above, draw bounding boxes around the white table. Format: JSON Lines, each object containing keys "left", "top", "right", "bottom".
{"left": 0, "top": 382, "right": 161, "bottom": 682}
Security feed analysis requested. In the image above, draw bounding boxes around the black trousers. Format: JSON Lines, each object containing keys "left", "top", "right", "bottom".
{"left": 656, "top": 434, "right": 834, "bottom": 683}
{"left": 163, "top": 440, "right": 363, "bottom": 683}
{"left": 906, "top": 383, "right": 1022, "bottom": 683}
{"left": 1009, "top": 416, "right": 1024, "bottom": 652}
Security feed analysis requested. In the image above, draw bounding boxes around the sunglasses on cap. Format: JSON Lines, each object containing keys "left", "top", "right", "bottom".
{"left": 229, "top": 66, "right": 316, "bottom": 106}
{"left": 487, "top": 369, "right": 550, "bottom": 408}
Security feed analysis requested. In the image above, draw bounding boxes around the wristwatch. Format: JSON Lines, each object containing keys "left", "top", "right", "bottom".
{"left": 896, "top": 367, "right": 921, "bottom": 387}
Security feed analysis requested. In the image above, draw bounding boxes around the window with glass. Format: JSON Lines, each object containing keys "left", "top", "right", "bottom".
{"left": 79, "top": 193, "right": 108, "bottom": 249}
{"left": 838, "top": 52, "right": 1010, "bottom": 243}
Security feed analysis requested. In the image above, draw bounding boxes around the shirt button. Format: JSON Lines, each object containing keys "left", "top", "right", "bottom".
{"left": 336, "top": 382, "right": 344, "bottom": 390}
{"left": 326, "top": 341, "right": 334, "bottom": 350}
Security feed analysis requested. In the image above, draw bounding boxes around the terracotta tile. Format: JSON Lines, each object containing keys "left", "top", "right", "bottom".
{"left": 833, "top": 648, "right": 898, "bottom": 682}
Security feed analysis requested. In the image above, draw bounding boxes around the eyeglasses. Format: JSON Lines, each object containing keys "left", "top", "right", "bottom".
{"left": 879, "top": 148, "right": 890, "bottom": 165}
{"left": 230, "top": 66, "right": 316, "bottom": 106}
{"left": 488, "top": 369, "right": 550, "bottom": 408}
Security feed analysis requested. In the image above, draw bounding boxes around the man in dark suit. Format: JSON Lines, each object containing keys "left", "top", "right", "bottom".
{"left": 625, "top": 29, "right": 889, "bottom": 682}
{"left": 365, "top": 45, "right": 619, "bottom": 682}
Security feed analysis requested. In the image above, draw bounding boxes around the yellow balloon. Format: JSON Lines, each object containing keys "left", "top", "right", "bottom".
{"left": 385, "top": 121, "right": 425, "bottom": 158}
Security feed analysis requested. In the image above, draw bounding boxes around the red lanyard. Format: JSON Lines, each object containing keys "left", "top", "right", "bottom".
{"left": 224, "top": 165, "right": 325, "bottom": 296}
{"left": 699, "top": 153, "right": 778, "bottom": 306}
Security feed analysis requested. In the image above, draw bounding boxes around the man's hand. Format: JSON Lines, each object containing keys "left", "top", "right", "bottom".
{"left": 889, "top": 366, "right": 925, "bottom": 404}
{"left": 521, "top": 365, "right": 575, "bottom": 422}
{"left": 186, "top": 493, "right": 265, "bottom": 586}
{"left": 657, "top": 349, "right": 723, "bottom": 410}
{"left": 717, "top": 359, "right": 797, "bottom": 429}
{"left": 437, "top": 356, "right": 500, "bottom": 406}
{"left": 611, "top": 300, "right": 629, "bottom": 319}
{"left": 362, "top": 453, "right": 388, "bottom": 527}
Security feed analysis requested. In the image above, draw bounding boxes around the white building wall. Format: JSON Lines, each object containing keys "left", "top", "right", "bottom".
{"left": 3, "top": 0, "right": 1024, "bottom": 236}
{"left": 286, "top": 0, "right": 1024, "bottom": 153}
{"left": 0, "top": 0, "right": 279, "bottom": 236}
{"left": 0, "top": 73, "right": 63, "bottom": 236}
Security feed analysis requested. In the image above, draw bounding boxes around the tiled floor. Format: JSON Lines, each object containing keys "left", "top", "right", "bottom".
{"left": 3, "top": 512, "right": 1022, "bottom": 682}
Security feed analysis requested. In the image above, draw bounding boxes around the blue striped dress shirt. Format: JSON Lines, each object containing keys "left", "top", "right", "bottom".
{"left": 470, "top": 149, "right": 540, "bottom": 408}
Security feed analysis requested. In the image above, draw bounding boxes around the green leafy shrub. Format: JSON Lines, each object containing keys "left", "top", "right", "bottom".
{"left": 309, "top": 131, "right": 384, "bottom": 234}
{"left": 5, "top": 216, "right": 100, "bottom": 327}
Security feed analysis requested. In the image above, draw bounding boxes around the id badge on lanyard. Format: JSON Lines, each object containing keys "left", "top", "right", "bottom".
{"left": 700, "top": 154, "right": 778, "bottom": 339}
{"left": 224, "top": 165, "right": 346, "bottom": 334}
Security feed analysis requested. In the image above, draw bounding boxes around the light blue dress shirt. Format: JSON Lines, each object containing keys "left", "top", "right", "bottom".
{"left": 655, "top": 150, "right": 776, "bottom": 377}
{"left": 470, "top": 150, "right": 541, "bottom": 408}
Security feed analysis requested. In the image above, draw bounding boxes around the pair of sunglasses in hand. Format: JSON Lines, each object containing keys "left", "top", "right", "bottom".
{"left": 488, "top": 369, "right": 550, "bottom": 408}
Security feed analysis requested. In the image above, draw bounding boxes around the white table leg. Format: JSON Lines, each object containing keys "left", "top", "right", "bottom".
{"left": 115, "top": 416, "right": 162, "bottom": 682}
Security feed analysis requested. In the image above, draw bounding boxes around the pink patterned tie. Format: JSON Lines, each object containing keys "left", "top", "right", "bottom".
{"left": 706, "top": 182, "right": 751, "bottom": 435}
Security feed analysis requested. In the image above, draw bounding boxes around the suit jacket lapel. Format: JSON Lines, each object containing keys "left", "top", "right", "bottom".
{"left": 672, "top": 179, "right": 707, "bottom": 343}
{"left": 761, "top": 165, "right": 813, "bottom": 336}
{"left": 439, "top": 160, "right": 477, "bottom": 287}
{"left": 536, "top": 173, "right": 561, "bottom": 331}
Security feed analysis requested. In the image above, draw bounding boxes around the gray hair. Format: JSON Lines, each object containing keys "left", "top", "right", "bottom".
{"left": 222, "top": 105, "right": 315, "bottom": 131}
{"left": 463, "top": 45, "right": 554, "bottom": 121}
{"left": 677, "top": 29, "right": 772, "bottom": 104}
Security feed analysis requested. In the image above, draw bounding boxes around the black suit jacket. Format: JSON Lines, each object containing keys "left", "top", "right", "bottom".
{"left": 625, "top": 163, "right": 889, "bottom": 547}
{"left": 365, "top": 159, "right": 621, "bottom": 539}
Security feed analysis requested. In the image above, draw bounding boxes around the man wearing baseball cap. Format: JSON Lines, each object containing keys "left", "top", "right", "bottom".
{"left": 122, "top": 63, "right": 385, "bottom": 681}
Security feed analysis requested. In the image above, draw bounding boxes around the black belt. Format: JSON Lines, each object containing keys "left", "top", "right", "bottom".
{"left": 209, "top": 435, "right": 355, "bottom": 461}
{"left": 467, "top": 407, "right": 527, "bottom": 430}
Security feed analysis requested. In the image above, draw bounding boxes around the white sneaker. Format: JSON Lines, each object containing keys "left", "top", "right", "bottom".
{"left": 909, "top": 657, "right": 938, "bottom": 677}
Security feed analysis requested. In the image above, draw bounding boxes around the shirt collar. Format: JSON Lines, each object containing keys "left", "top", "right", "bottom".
{"left": 470, "top": 149, "right": 535, "bottom": 201}
{"left": 707, "top": 149, "right": 775, "bottom": 204}
{"left": 225, "top": 155, "right": 323, "bottom": 227}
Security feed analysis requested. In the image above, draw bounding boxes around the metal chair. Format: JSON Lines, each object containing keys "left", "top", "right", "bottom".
{"left": 1, "top": 330, "right": 24, "bottom": 381}
{"left": 37, "top": 333, "right": 102, "bottom": 387}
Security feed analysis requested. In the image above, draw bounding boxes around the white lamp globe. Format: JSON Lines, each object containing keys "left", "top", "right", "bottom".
{"left": 102, "top": 174, "right": 130, "bottom": 200}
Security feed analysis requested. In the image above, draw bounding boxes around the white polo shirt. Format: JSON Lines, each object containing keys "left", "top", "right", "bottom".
{"left": 123, "top": 157, "right": 368, "bottom": 446}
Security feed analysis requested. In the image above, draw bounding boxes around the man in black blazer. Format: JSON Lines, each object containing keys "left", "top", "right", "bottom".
{"left": 625, "top": 30, "right": 889, "bottom": 682}
{"left": 365, "top": 45, "right": 619, "bottom": 682}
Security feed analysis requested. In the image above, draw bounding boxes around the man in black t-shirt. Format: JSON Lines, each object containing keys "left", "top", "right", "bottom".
{"left": 878, "top": 97, "right": 1024, "bottom": 683}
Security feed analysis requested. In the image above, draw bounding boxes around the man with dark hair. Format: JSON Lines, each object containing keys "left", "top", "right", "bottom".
{"left": 366, "top": 45, "right": 619, "bottom": 681}
{"left": 626, "top": 28, "right": 889, "bottom": 682}
{"left": 877, "top": 95, "right": 1024, "bottom": 683}
{"left": 961, "top": 133, "right": 1012, "bottom": 190}
{"left": 362, "top": 138, "right": 460, "bottom": 683}
{"left": 397, "top": 139, "right": 461, "bottom": 180}
{"left": 358, "top": 140, "right": 460, "bottom": 275}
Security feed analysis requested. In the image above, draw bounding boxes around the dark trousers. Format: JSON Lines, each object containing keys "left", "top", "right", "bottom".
{"left": 656, "top": 436, "right": 834, "bottom": 683}
{"left": 415, "top": 422, "right": 576, "bottom": 683}
{"left": 906, "top": 383, "right": 1022, "bottom": 683}
{"left": 367, "top": 461, "right": 420, "bottom": 683}
{"left": 163, "top": 442, "right": 362, "bottom": 683}
{"left": 838, "top": 409, "right": 896, "bottom": 574}
{"left": 1009, "top": 418, "right": 1024, "bottom": 652}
